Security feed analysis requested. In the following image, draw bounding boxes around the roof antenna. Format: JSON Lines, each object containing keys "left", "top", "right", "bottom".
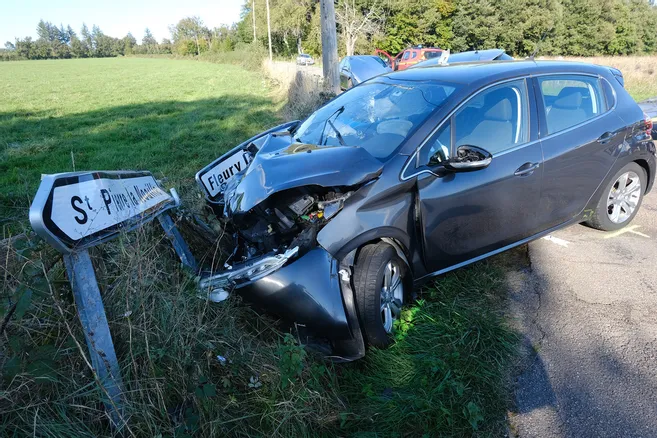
{"left": 529, "top": 30, "right": 549, "bottom": 61}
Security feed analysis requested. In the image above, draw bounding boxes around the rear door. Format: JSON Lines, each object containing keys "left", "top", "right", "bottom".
{"left": 534, "top": 74, "right": 626, "bottom": 229}
{"left": 407, "top": 78, "right": 544, "bottom": 273}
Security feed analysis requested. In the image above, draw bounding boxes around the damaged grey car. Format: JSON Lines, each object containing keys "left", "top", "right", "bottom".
{"left": 196, "top": 61, "right": 656, "bottom": 360}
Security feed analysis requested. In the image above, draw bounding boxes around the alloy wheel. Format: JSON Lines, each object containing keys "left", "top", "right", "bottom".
{"left": 380, "top": 260, "right": 404, "bottom": 333}
{"left": 607, "top": 170, "right": 641, "bottom": 224}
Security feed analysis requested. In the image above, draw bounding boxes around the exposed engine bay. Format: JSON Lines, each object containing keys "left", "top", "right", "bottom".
{"left": 224, "top": 187, "right": 353, "bottom": 266}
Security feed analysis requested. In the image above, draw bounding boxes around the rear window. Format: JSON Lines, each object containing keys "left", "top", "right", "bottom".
{"left": 423, "top": 51, "right": 443, "bottom": 59}
{"left": 538, "top": 75, "right": 607, "bottom": 135}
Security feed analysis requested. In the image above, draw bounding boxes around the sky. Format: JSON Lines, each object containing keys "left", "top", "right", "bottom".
{"left": 1, "top": 0, "right": 245, "bottom": 44}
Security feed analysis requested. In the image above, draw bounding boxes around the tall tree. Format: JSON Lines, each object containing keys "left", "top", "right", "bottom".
{"left": 142, "top": 28, "right": 158, "bottom": 53}
{"left": 336, "top": 0, "right": 383, "bottom": 55}
{"left": 169, "top": 16, "right": 208, "bottom": 56}
{"left": 80, "top": 23, "right": 93, "bottom": 57}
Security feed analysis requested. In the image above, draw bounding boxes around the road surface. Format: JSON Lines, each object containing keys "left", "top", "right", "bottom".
{"left": 510, "top": 186, "right": 657, "bottom": 437}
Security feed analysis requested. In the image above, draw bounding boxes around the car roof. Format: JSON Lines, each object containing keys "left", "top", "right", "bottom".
{"left": 448, "top": 48, "right": 506, "bottom": 63}
{"left": 386, "top": 60, "right": 609, "bottom": 85}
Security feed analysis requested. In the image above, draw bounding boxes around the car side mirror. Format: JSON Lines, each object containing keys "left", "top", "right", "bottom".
{"left": 443, "top": 145, "right": 492, "bottom": 171}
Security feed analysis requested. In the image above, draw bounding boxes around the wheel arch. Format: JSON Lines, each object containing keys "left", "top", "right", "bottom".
{"left": 634, "top": 158, "right": 653, "bottom": 194}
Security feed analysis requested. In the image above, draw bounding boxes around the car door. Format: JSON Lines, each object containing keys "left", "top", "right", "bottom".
{"left": 534, "top": 74, "right": 626, "bottom": 229}
{"left": 396, "top": 50, "right": 411, "bottom": 71}
{"left": 339, "top": 58, "right": 350, "bottom": 89}
{"left": 406, "top": 78, "right": 544, "bottom": 273}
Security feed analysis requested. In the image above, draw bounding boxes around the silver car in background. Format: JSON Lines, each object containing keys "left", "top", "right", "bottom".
{"left": 296, "top": 53, "right": 315, "bottom": 65}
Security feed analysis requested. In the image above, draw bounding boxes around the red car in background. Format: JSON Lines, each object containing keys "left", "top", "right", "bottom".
{"left": 375, "top": 46, "right": 444, "bottom": 71}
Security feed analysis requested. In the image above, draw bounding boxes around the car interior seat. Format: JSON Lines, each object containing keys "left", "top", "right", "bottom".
{"left": 546, "top": 87, "right": 587, "bottom": 133}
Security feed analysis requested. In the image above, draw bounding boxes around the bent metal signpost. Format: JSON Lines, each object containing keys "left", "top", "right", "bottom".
{"left": 29, "top": 171, "right": 196, "bottom": 429}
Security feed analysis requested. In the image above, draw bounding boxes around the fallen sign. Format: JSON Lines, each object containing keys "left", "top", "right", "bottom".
{"left": 29, "top": 170, "right": 197, "bottom": 430}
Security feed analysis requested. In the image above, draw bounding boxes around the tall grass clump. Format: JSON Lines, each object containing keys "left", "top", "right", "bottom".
{"left": 0, "top": 223, "right": 345, "bottom": 437}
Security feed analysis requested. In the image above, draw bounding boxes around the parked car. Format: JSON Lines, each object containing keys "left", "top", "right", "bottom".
{"left": 196, "top": 61, "right": 655, "bottom": 360}
{"left": 339, "top": 55, "right": 392, "bottom": 90}
{"left": 412, "top": 48, "right": 513, "bottom": 69}
{"left": 296, "top": 53, "right": 315, "bottom": 65}
{"left": 376, "top": 46, "right": 444, "bottom": 71}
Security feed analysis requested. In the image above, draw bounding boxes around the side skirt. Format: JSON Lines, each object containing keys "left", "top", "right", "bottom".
{"left": 414, "top": 216, "right": 580, "bottom": 286}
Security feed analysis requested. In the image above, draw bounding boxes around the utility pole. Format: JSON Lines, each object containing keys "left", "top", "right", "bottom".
{"left": 320, "top": 0, "right": 340, "bottom": 94}
{"left": 266, "top": 0, "right": 273, "bottom": 61}
{"left": 252, "top": 0, "right": 257, "bottom": 42}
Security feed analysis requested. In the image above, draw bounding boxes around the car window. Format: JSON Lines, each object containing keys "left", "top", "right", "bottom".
{"left": 402, "top": 51, "right": 410, "bottom": 60}
{"left": 538, "top": 75, "right": 607, "bottom": 135}
{"left": 339, "top": 59, "right": 346, "bottom": 70}
{"left": 424, "top": 51, "right": 442, "bottom": 59}
{"left": 419, "top": 120, "right": 452, "bottom": 166}
{"left": 294, "top": 78, "right": 460, "bottom": 161}
{"left": 372, "top": 56, "right": 387, "bottom": 68}
{"left": 453, "top": 79, "right": 529, "bottom": 154}
{"left": 411, "top": 51, "right": 418, "bottom": 59}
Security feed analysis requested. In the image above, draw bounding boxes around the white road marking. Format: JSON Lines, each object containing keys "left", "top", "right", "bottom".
{"left": 603, "top": 225, "right": 650, "bottom": 239}
{"left": 543, "top": 235, "right": 571, "bottom": 247}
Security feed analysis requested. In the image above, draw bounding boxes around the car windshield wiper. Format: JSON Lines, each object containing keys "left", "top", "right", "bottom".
{"left": 326, "top": 119, "right": 347, "bottom": 146}
{"left": 318, "top": 106, "right": 345, "bottom": 146}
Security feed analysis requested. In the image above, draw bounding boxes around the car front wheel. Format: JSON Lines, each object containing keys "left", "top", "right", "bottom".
{"left": 353, "top": 242, "right": 408, "bottom": 348}
{"left": 586, "top": 162, "right": 646, "bottom": 231}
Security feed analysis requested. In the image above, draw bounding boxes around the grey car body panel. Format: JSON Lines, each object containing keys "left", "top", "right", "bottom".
{"left": 237, "top": 247, "right": 353, "bottom": 340}
{"left": 195, "top": 120, "right": 300, "bottom": 204}
{"left": 223, "top": 134, "right": 383, "bottom": 216}
{"left": 202, "top": 61, "right": 655, "bottom": 354}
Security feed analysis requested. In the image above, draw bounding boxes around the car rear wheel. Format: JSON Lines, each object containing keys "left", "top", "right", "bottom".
{"left": 353, "top": 242, "right": 408, "bottom": 348}
{"left": 586, "top": 162, "right": 646, "bottom": 231}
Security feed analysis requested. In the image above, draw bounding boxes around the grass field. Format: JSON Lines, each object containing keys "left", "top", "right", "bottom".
{"left": 548, "top": 55, "right": 657, "bottom": 102}
{"left": 0, "top": 58, "right": 282, "bottom": 227}
{"left": 1, "top": 58, "right": 517, "bottom": 436}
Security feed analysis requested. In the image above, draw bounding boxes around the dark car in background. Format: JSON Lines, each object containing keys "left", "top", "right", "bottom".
{"left": 339, "top": 55, "right": 392, "bottom": 90}
{"left": 412, "top": 48, "right": 513, "bottom": 69}
{"left": 196, "top": 61, "right": 655, "bottom": 360}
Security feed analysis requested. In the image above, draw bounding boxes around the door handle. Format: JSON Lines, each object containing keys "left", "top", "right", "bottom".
{"left": 597, "top": 132, "right": 616, "bottom": 144}
{"left": 514, "top": 162, "right": 540, "bottom": 176}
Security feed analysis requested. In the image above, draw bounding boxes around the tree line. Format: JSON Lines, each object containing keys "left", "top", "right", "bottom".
{"left": 238, "top": 0, "right": 657, "bottom": 57}
{"left": 1, "top": 18, "right": 236, "bottom": 61}
{"left": 3, "top": 0, "right": 657, "bottom": 62}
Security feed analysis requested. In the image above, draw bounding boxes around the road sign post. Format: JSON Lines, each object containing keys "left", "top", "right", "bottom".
{"left": 62, "top": 250, "right": 126, "bottom": 428}
{"left": 29, "top": 170, "right": 196, "bottom": 430}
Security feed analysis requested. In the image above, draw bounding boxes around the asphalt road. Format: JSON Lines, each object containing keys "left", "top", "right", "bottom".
{"left": 509, "top": 188, "right": 657, "bottom": 437}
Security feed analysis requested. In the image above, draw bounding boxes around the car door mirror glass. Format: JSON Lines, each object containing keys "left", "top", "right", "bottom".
{"left": 443, "top": 145, "right": 492, "bottom": 171}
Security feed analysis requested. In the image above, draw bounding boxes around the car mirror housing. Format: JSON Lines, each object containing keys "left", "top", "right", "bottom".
{"left": 442, "top": 145, "right": 492, "bottom": 171}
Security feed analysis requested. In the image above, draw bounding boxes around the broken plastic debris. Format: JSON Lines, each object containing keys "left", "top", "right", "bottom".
{"left": 207, "top": 288, "right": 230, "bottom": 302}
{"left": 216, "top": 355, "right": 227, "bottom": 365}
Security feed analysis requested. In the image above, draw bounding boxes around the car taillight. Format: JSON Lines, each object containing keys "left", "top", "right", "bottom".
{"left": 645, "top": 112, "right": 654, "bottom": 137}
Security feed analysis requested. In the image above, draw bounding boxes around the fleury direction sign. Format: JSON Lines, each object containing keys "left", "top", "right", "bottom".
{"left": 197, "top": 149, "right": 251, "bottom": 199}
{"left": 30, "top": 171, "right": 176, "bottom": 253}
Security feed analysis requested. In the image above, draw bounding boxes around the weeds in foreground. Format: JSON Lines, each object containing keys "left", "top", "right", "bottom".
{"left": 1, "top": 224, "right": 517, "bottom": 436}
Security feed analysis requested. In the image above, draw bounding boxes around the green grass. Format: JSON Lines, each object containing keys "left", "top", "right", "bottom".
{"left": 0, "top": 58, "right": 282, "bottom": 227}
{"left": 1, "top": 58, "right": 518, "bottom": 437}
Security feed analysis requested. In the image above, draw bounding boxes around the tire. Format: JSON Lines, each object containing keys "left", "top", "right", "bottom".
{"left": 353, "top": 242, "right": 408, "bottom": 348}
{"left": 586, "top": 162, "right": 646, "bottom": 231}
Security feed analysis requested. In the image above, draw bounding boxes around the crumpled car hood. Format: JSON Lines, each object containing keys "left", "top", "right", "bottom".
{"left": 224, "top": 133, "right": 383, "bottom": 216}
